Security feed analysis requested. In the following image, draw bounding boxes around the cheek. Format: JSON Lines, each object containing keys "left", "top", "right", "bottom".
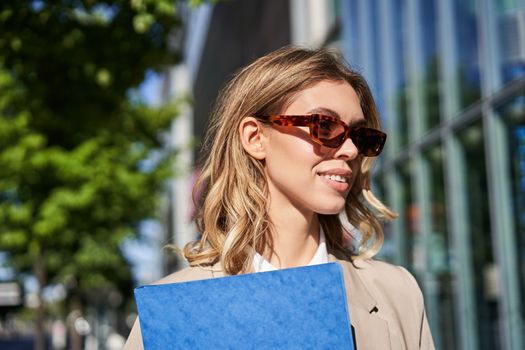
{"left": 265, "top": 135, "right": 320, "bottom": 183}
{"left": 269, "top": 150, "right": 312, "bottom": 178}
{"left": 268, "top": 132, "right": 319, "bottom": 166}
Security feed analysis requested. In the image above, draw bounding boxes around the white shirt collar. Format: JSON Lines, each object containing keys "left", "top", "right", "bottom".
{"left": 252, "top": 228, "right": 328, "bottom": 272}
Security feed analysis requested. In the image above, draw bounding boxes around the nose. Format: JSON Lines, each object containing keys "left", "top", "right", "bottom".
{"left": 332, "top": 137, "right": 359, "bottom": 161}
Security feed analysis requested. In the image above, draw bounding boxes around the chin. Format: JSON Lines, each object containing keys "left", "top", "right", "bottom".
{"left": 313, "top": 200, "right": 346, "bottom": 215}
{"left": 316, "top": 209, "right": 344, "bottom": 215}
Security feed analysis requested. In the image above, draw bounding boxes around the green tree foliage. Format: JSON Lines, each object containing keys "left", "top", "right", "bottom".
{"left": 0, "top": 70, "right": 176, "bottom": 289}
{"left": 1, "top": 0, "right": 182, "bottom": 146}
{"left": 0, "top": 0, "right": 185, "bottom": 336}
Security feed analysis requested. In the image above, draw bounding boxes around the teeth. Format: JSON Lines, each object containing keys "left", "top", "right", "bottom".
{"left": 323, "top": 174, "right": 347, "bottom": 183}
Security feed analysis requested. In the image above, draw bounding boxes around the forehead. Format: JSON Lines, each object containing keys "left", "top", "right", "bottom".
{"left": 283, "top": 80, "right": 363, "bottom": 123}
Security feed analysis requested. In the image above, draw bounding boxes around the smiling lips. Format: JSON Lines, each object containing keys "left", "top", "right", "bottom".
{"left": 317, "top": 169, "right": 352, "bottom": 192}
{"left": 322, "top": 174, "right": 347, "bottom": 183}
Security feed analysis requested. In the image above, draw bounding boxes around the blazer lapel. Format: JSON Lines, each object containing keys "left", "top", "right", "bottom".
{"left": 206, "top": 262, "right": 224, "bottom": 278}
{"left": 329, "top": 254, "right": 392, "bottom": 350}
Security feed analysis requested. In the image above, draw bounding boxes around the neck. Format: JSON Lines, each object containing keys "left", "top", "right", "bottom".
{"left": 263, "top": 199, "right": 320, "bottom": 269}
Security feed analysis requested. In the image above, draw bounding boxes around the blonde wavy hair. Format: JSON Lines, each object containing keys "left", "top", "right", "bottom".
{"left": 183, "top": 46, "right": 396, "bottom": 275}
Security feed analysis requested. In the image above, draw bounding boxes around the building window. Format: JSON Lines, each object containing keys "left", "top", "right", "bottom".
{"left": 502, "top": 93, "right": 525, "bottom": 338}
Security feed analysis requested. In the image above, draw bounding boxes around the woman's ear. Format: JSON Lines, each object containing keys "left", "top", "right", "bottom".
{"left": 239, "top": 117, "right": 267, "bottom": 160}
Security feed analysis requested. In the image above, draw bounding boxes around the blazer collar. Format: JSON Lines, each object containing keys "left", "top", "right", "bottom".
{"left": 204, "top": 262, "right": 224, "bottom": 278}
{"left": 328, "top": 253, "right": 379, "bottom": 314}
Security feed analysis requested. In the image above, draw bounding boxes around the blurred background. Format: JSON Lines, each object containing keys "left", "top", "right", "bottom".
{"left": 0, "top": 0, "right": 524, "bottom": 349}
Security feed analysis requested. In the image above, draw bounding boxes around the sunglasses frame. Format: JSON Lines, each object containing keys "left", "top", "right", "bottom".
{"left": 254, "top": 114, "right": 387, "bottom": 156}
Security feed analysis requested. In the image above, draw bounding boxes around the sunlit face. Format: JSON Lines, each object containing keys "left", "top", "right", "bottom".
{"left": 263, "top": 80, "right": 365, "bottom": 215}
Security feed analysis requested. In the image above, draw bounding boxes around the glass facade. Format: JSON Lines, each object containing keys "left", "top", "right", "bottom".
{"left": 497, "top": 2, "right": 525, "bottom": 84}
{"left": 460, "top": 121, "right": 501, "bottom": 349}
{"left": 502, "top": 93, "right": 525, "bottom": 344}
{"left": 420, "top": 0, "right": 440, "bottom": 130}
{"left": 454, "top": 1, "right": 482, "bottom": 109}
{"left": 339, "top": 1, "right": 525, "bottom": 349}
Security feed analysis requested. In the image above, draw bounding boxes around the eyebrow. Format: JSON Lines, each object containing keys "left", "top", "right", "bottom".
{"left": 307, "top": 107, "right": 367, "bottom": 127}
{"left": 307, "top": 107, "right": 341, "bottom": 119}
{"left": 349, "top": 119, "right": 367, "bottom": 128}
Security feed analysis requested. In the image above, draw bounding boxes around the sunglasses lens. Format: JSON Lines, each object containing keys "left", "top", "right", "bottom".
{"left": 351, "top": 128, "right": 386, "bottom": 156}
{"left": 315, "top": 119, "right": 347, "bottom": 148}
{"left": 314, "top": 116, "right": 386, "bottom": 155}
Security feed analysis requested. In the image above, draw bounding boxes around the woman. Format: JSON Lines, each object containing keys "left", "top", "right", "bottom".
{"left": 124, "top": 46, "right": 435, "bottom": 349}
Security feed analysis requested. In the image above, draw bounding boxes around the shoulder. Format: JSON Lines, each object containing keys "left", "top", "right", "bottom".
{"left": 152, "top": 263, "right": 221, "bottom": 285}
{"left": 354, "top": 259, "right": 419, "bottom": 286}
{"left": 352, "top": 258, "right": 424, "bottom": 309}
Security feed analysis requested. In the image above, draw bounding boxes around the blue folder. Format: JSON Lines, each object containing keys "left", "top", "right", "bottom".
{"left": 135, "top": 262, "right": 355, "bottom": 349}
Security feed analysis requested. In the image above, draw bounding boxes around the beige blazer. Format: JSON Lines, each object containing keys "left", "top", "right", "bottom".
{"left": 124, "top": 254, "right": 435, "bottom": 349}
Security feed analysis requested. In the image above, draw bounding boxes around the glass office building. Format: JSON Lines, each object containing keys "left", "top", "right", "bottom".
{"left": 336, "top": 1, "right": 525, "bottom": 349}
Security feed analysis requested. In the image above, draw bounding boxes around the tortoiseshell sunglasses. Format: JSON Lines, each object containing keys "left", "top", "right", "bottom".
{"left": 255, "top": 114, "right": 387, "bottom": 156}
